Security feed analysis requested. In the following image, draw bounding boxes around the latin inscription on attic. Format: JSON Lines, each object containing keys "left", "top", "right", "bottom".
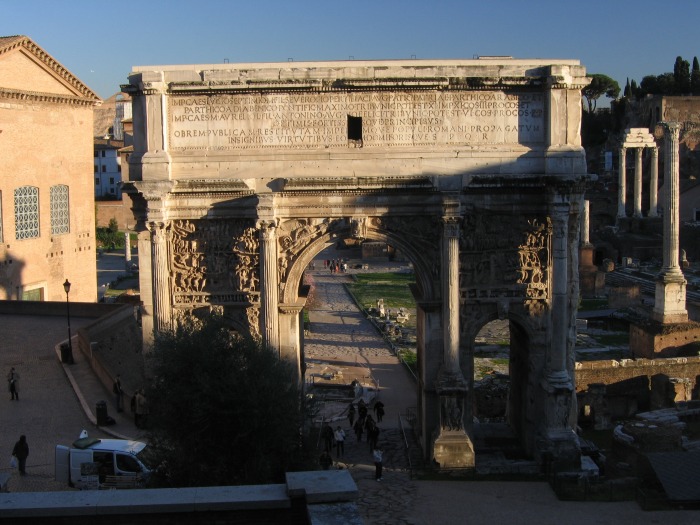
{"left": 168, "top": 91, "right": 544, "bottom": 150}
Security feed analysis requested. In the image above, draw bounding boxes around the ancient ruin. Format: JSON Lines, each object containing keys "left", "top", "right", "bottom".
{"left": 123, "top": 58, "right": 591, "bottom": 471}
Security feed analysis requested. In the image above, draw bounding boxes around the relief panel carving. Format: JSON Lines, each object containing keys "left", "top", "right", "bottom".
{"left": 169, "top": 219, "right": 259, "bottom": 305}
{"left": 460, "top": 214, "right": 551, "bottom": 301}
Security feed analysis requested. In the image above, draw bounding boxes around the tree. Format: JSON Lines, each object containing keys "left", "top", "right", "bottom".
{"left": 582, "top": 74, "right": 620, "bottom": 113}
{"left": 691, "top": 56, "right": 700, "bottom": 95}
{"left": 673, "top": 56, "right": 691, "bottom": 94}
{"left": 145, "top": 316, "right": 305, "bottom": 487}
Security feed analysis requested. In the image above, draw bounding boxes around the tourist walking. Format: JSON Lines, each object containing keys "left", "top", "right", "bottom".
{"left": 353, "top": 418, "right": 364, "bottom": 442}
{"left": 368, "top": 425, "right": 380, "bottom": 452}
{"left": 113, "top": 375, "right": 124, "bottom": 413}
{"left": 12, "top": 435, "right": 29, "bottom": 475}
{"left": 347, "top": 402, "right": 355, "bottom": 427}
{"left": 134, "top": 389, "right": 149, "bottom": 428}
{"left": 373, "top": 446, "right": 383, "bottom": 481}
{"left": 374, "top": 400, "right": 385, "bottom": 422}
{"left": 334, "top": 426, "right": 346, "bottom": 458}
{"left": 364, "top": 414, "right": 376, "bottom": 441}
{"left": 322, "top": 423, "right": 334, "bottom": 453}
{"left": 7, "top": 367, "right": 19, "bottom": 400}
{"left": 358, "top": 399, "right": 368, "bottom": 420}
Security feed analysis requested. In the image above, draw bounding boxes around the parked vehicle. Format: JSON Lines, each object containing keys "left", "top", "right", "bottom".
{"left": 55, "top": 431, "right": 152, "bottom": 489}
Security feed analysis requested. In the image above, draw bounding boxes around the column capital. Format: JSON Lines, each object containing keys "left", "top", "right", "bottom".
{"left": 442, "top": 216, "right": 461, "bottom": 237}
{"left": 658, "top": 121, "right": 681, "bottom": 134}
{"left": 256, "top": 218, "right": 279, "bottom": 234}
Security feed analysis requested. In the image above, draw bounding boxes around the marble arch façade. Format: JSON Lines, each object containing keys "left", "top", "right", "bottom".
{"left": 122, "top": 59, "right": 591, "bottom": 471}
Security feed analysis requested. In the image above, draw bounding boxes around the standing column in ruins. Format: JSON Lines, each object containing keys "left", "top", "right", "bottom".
{"left": 633, "top": 148, "right": 643, "bottom": 217}
{"left": 548, "top": 203, "right": 572, "bottom": 389}
{"left": 581, "top": 200, "right": 591, "bottom": 246}
{"left": 125, "top": 232, "right": 132, "bottom": 262}
{"left": 649, "top": 146, "right": 659, "bottom": 218}
{"left": 653, "top": 122, "right": 688, "bottom": 324}
{"left": 149, "top": 222, "right": 171, "bottom": 333}
{"left": 442, "top": 218, "right": 461, "bottom": 376}
{"left": 618, "top": 147, "right": 627, "bottom": 217}
{"left": 258, "top": 221, "right": 280, "bottom": 354}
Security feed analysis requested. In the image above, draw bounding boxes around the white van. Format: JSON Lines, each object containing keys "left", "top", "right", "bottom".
{"left": 55, "top": 432, "right": 152, "bottom": 489}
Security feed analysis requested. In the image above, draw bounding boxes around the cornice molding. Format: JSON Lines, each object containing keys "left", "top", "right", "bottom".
{"left": 0, "top": 87, "right": 97, "bottom": 107}
{"left": 0, "top": 36, "right": 100, "bottom": 102}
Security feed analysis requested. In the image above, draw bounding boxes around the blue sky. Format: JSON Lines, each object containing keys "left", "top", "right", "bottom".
{"left": 2, "top": 0, "right": 699, "bottom": 99}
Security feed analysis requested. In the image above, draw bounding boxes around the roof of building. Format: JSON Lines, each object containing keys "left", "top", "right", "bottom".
{"left": 94, "top": 138, "right": 125, "bottom": 150}
{"left": 0, "top": 34, "right": 100, "bottom": 103}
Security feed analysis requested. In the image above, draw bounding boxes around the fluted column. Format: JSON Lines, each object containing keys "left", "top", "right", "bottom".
{"left": 649, "top": 147, "right": 659, "bottom": 218}
{"left": 150, "top": 222, "right": 171, "bottom": 332}
{"left": 259, "top": 221, "right": 280, "bottom": 353}
{"left": 548, "top": 203, "right": 571, "bottom": 388}
{"left": 633, "top": 148, "right": 643, "bottom": 217}
{"left": 653, "top": 122, "right": 687, "bottom": 324}
{"left": 618, "top": 147, "right": 627, "bottom": 217}
{"left": 442, "top": 218, "right": 461, "bottom": 376}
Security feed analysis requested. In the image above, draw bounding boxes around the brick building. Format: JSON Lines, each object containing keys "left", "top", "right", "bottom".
{"left": 0, "top": 35, "right": 101, "bottom": 301}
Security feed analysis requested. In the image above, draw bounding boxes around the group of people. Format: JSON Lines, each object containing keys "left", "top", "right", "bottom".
{"left": 320, "top": 398, "right": 386, "bottom": 481}
{"left": 114, "top": 375, "right": 150, "bottom": 428}
{"left": 324, "top": 259, "right": 348, "bottom": 273}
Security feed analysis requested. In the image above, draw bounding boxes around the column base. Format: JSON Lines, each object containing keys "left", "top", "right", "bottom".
{"left": 433, "top": 430, "right": 475, "bottom": 468}
{"left": 537, "top": 428, "right": 581, "bottom": 472}
{"left": 652, "top": 274, "right": 688, "bottom": 324}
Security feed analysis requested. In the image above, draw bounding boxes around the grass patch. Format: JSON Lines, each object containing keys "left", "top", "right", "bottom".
{"left": 347, "top": 272, "right": 416, "bottom": 309}
{"left": 398, "top": 349, "right": 417, "bottom": 375}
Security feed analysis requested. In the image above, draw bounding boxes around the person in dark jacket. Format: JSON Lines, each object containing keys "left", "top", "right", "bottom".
{"left": 7, "top": 367, "right": 19, "bottom": 401}
{"left": 12, "top": 435, "right": 29, "bottom": 475}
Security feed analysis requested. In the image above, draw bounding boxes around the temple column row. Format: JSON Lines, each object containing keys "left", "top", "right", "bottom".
{"left": 617, "top": 128, "right": 659, "bottom": 219}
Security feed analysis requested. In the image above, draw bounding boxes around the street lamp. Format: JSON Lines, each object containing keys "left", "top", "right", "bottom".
{"left": 63, "top": 279, "right": 74, "bottom": 364}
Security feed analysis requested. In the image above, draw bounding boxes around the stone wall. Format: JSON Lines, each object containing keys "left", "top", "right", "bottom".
{"left": 629, "top": 321, "right": 700, "bottom": 358}
{"left": 76, "top": 304, "right": 144, "bottom": 399}
{"left": 575, "top": 357, "right": 700, "bottom": 395}
{"left": 96, "top": 200, "right": 136, "bottom": 230}
{"left": 0, "top": 470, "right": 359, "bottom": 524}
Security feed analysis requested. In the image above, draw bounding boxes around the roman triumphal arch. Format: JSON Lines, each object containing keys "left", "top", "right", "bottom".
{"left": 123, "top": 59, "right": 590, "bottom": 471}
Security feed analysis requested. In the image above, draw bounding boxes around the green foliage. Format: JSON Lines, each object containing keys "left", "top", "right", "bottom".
{"left": 582, "top": 74, "right": 620, "bottom": 113}
{"left": 398, "top": 349, "right": 417, "bottom": 375}
{"left": 347, "top": 272, "right": 416, "bottom": 309}
{"left": 96, "top": 217, "right": 124, "bottom": 249}
{"left": 674, "top": 56, "right": 691, "bottom": 94}
{"left": 145, "top": 316, "right": 304, "bottom": 487}
{"left": 692, "top": 57, "right": 700, "bottom": 95}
